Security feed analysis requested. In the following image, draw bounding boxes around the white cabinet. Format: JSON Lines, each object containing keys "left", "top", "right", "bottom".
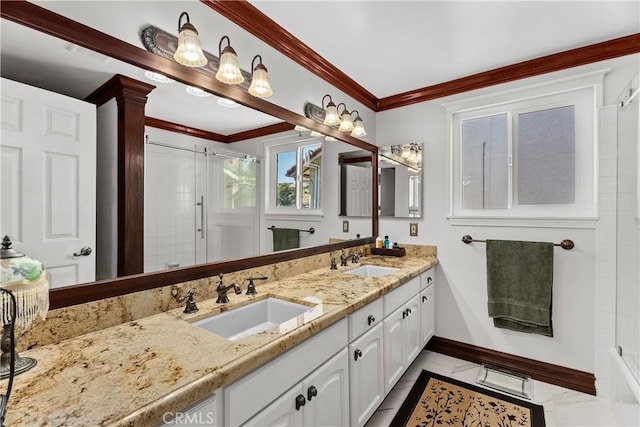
{"left": 383, "top": 293, "right": 421, "bottom": 393}
{"left": 349, "top": 323, "right": 384, "bottom": 427}
{"left": 244, "top": 348, "right": 349, "bottom": 427}
{"left": 160, "top": 392, "right": 221, "bottom": 426}
{"left": 420, "top": 283, "right": 435, "bottom": 346}
{"left": 224, "top": 318, "right": 347, "bottom": 426}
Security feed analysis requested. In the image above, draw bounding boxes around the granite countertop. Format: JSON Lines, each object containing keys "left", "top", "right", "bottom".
{"left": 2, "top": 255, "right": 436, "bottom": 426}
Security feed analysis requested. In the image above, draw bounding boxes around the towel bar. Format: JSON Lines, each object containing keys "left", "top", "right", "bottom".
{"left": 461, "top": 235, "right": 574, "bottom": 250}
{"left": 268, "top": 226, "right": 315, "bottom": 235}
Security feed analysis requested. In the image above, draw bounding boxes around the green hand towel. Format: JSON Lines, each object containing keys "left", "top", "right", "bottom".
{"left": 272, "top": 228, "right": 300, "bottom": 251}
{"left": 486, "top": 240, "right": 554, "bottom": 337}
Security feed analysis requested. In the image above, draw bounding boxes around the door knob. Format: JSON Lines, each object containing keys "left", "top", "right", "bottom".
{"left": 73, "top": 247, "right": 92, "bottom": 257}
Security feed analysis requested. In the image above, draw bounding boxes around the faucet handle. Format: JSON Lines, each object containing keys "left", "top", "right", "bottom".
{"left": 177, "top": 290, "right": 198, "bottom": 314}
{"left": 245, "top": 276, "right": 268, "bottom": 295}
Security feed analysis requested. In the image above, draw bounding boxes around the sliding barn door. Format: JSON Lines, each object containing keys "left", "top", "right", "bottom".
{"left": 1, "top": 78, "right": 96, "bottom": 288}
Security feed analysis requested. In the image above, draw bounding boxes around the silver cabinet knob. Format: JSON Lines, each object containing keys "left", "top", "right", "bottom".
{"left": 73, "top": 247, "right": 92, "bottom": 257}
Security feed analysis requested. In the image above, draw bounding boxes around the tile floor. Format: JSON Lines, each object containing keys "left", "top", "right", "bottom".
{"left": 365, "top": 350, "right": 620, "bottom": 427}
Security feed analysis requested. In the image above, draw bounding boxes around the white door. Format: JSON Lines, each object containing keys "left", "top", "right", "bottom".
{"left": 405, "top": 294, "right": 422, "bottom": 364}
{"left": 346, "top": 164, "right": 372, "bottom": 216}
{"left": 349, "top": 324, "right": 385, "bottom": 427}
{"left": 1, "top": 78, "right": 96, "bottom": 287}
{"left": 303, "top": 348, "right": 349, "bottom": 427}
{"left": 420, "top": 285, "right": 435, "bottom": 346}
{"left": 384, "top": 305, "right": 406, "bottom": 393}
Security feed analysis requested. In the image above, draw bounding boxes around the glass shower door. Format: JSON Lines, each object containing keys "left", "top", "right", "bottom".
{"left": 616, "top": 72, "right": 640, "bottom": 382}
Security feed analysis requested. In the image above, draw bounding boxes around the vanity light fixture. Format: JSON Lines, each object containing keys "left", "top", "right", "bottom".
{"left": 337, "top": 103, "right": 354, "bottom": 133}
{"left": 173, "top": 12, "right": 208, "bottom": 67}
{"left": 321, "top": 95, "right": 341, "bottom": 126}
{"left": 248, "top": 55, "right": 273, "bottom": 98}
{"left": 143, "top": 70, "right": 175, "bottom": 84}
{"left": 215, "top": 35, "right": 244, "bottom": 84}
{"left": 350, "top": 110, "right": 367, "bottom": 137}
{"left": 185, "top": 85, "right": 213, "bottom": 97}
{"left": 217, "top": 97, "right": 240, "bottom": 108}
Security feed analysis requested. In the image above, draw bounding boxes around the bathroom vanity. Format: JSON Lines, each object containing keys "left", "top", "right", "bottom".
{"left": 1, "top": 253, "right": 436, "bottom": 426}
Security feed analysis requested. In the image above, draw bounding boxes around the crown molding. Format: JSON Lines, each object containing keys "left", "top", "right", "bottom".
{"left": 378, "top": 33, "right": 640, "bottom": 111}
{"left": 202, "top": 0, "right": 640, "bottom": 112}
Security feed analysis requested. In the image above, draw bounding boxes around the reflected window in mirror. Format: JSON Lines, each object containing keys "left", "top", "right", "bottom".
{"left": 267, "top": 138, "right": 323, "bottom": 214}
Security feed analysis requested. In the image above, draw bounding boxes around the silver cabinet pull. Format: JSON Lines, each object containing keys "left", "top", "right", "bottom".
{"left": 73, "top": 247, "right": 92, "bottom": 257}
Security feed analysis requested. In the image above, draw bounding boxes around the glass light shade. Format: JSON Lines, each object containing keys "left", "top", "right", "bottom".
{"left": 338, "top": 111, "right": 354, "bottom": 132}
{"left": 216, "top": 46, "right": 244, "bottom": 84}
{"left": 401, "top": 145, "right": 412, "bottom": 159}
{"left": 173, "top": 23, "right": 208, "bottom": 67}
{"left": 310, "top": 130, "right": 323, "bottom": 137}
{"left": 351, "top": 118, "right": 367, "bottom": 137}
{"left": 248, "top": 64, "right": 273, "bottom": 98}
{"left": 323, "top": 103, "right": 340, "bottom": 126}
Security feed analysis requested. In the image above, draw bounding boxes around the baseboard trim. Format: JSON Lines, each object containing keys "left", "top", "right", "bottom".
{"left": 426, "top": 336, "right": 596, "bottom": 395}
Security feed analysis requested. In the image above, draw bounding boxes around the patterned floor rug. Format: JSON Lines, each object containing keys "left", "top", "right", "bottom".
{"left": 390, "top": 370, "right": 546, "bottom": 427}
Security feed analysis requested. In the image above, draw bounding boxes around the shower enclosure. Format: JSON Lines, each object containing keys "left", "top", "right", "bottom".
{"left": 144, "top": 139, "right": 259, "bottom": 273}
{"left": 616, "top": 71, "right": 639, "bottom": 385}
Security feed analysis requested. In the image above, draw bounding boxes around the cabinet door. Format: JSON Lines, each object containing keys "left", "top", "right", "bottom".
{"left": 405, "top": 294, "right": 422, "bottom": 364}
{"left": 420, "top": 285, "right": 435, "bottom": 346}
{"left": 383, "top": 305, "right": 406, "bottom": 393}
{"left": 243, "top": 386, "right": 303, "bottom": 427}
{"left": 303, "top": 348, "right": 349, "bottom": 427}
{"left": 161, "top": 393, "right": 219, "bottom": 426}
{"left": 349, "top": 323, "right": 384, "bottom": 427}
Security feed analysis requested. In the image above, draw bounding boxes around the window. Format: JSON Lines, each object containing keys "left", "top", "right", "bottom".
{"left": 267, "top": 139, "right": 322, "bottom": 214}
{"left": 447, "top": 71, "right": 603, "bottom": 225}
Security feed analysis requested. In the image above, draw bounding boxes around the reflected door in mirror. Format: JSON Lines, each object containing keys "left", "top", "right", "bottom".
{"left": 1, "top": 78, "right": 96, "bottom": 288}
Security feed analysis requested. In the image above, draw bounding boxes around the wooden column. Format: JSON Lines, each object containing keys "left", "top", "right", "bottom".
{"left": 86, "top": 75, "right": 155, "bottom": 277}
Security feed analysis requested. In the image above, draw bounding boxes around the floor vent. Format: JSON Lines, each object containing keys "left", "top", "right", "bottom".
{"left": 476, "top": 365, "right": 532, "bottom": 400}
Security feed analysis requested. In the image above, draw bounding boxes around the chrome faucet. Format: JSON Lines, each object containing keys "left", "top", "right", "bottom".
{"left": 216, "top": 273, "right": 241, "bottom": 303}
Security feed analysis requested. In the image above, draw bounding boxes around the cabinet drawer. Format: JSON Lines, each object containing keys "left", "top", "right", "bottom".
{"left": 384, "top": 276, "right": 419, "bottom": 316}
{"left": 348, "top": 298, "right": 383, "bottom": 341}
{"left": 420, "top": 269, "right": 434, "bottom": 291}
{"left": 224, "top": 318, "right": 347, "bottom": 426}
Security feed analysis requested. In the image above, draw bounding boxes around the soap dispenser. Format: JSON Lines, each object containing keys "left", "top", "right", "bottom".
{"left": 383, "top": 235, "right": 390, "bottom": 249}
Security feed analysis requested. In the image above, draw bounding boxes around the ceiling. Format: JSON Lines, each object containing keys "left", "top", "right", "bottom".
{"left": 1, "top": 1, "right": 638, "bottom": 137}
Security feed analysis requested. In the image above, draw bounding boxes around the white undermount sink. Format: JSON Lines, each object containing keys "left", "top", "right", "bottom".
{"left": 346, "top": 265, "right": 399, "bottom": 278}
{"left": 193, "top": 298, "right": 313, "bottom": 341}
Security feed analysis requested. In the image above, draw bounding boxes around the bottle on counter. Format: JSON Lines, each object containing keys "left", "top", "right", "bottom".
{"left": 384, "top": 235, "right": 390, "bottom": 249}
{"left": 376, "top": 237, "right": 383, "bottom": 248}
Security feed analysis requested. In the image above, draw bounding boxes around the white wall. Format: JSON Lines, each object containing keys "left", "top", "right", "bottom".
{"left": 376, "top": 55, "right": 640, "bottom": 382}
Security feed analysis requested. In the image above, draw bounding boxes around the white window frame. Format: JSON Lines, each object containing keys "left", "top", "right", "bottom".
{"left": 265, "top": 137, "right": 324, "bottom": 217}
{"left": 445, "top": 70, "right": 606, "bottom": 228}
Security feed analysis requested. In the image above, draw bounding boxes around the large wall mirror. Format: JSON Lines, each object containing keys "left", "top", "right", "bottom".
{"left": 340, "top": 143, "right": 422, "bottom": 218}
{"left": 0, "top": 2, "right": 377, "bottom": 309}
